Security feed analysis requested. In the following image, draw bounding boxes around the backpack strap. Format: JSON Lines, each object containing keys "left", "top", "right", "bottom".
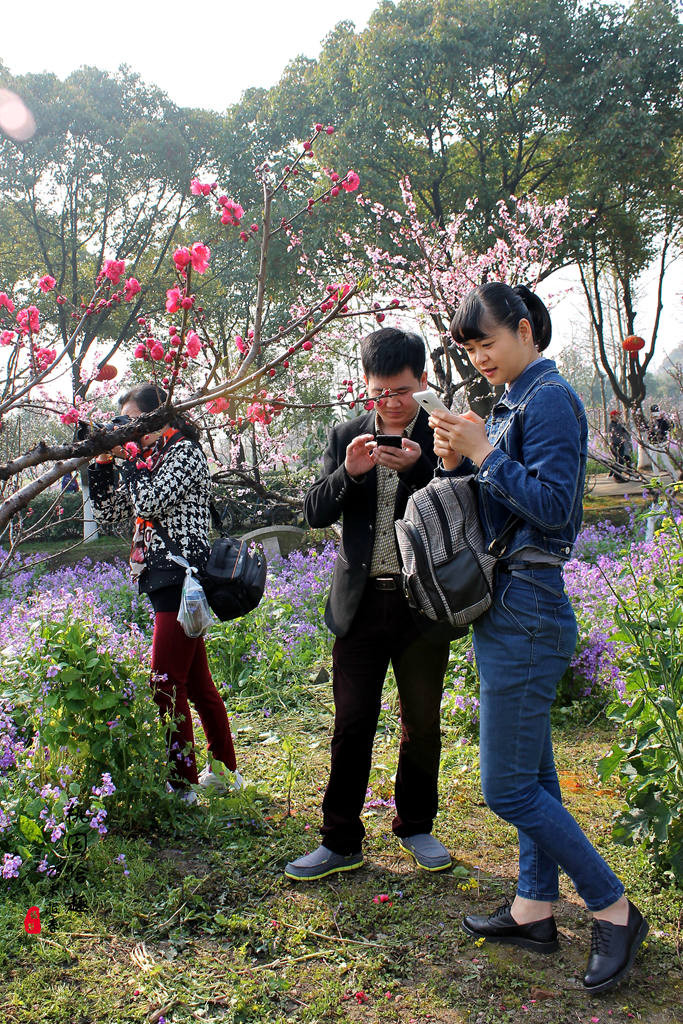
{"left": 487, "top": 514, "right": 520, "bottom": 559}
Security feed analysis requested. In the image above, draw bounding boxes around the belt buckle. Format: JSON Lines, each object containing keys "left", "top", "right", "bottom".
{"left": 374, "top": 576, "right": 398, "bottom": 591}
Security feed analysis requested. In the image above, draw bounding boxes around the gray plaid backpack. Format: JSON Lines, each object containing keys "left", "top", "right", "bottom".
{"left": 395, "top": 475, "right": 517, "bottom": 627}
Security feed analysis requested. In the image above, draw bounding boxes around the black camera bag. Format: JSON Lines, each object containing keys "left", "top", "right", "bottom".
{"left": 153, "top": 503, "right": 266, "bottom": 623}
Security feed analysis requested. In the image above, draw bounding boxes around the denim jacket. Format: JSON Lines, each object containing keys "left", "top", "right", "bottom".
{"left": 454, "top": 358, "right": 587, "bottom": 561}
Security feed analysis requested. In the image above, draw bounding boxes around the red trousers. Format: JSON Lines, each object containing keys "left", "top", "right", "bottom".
{"left": 151, "top": 612, "right": 236, "bottom": 785}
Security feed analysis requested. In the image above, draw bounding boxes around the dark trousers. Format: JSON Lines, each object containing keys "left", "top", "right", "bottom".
{"left": 151, "top": 611, "right": 237, "bottom": 786}
{"left": 321, "top": 584, "right": 451, "bottom": 854}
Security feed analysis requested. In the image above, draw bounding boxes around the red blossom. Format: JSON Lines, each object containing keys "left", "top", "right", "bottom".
{"left": 341, "top": 171, "right": 360, "bottom": 193}
{"left": 38, "top": 274, "right": 56, "bottom": 293}
{"left": 103, "top": 259, "right": 126, "bottom": 284}
{"left": 60, "top": 407, "right": 79, "bottom": 425}
{"left": 133, "top": 343, "right": 148, "bottom": 359}
{"left": 185, "top": 331, "right": 202, "bottom": 358}
{"left": 0, "top": 292, "right": 15, "bottom": 313}
{"left": 173, "top": 247, "right": 192, "bottom": 272}
{"left": 149, "top": 342, "right": 165, "bottom": 360}
{"left": 190, "top": 178, "right": 214, "bottom": 196}
{"left": 123, "top": 277, "right": 141, "bottom": 301}
{"left": 124, "top": 442, "right": 140, "bottom": 457}
{"left": 16, "top": 305, "right": 40, "bottom": 335}
{"left": 235, "top": 335, "right": 246, "bottom": 354}
{"left": 166, "top": 287, "right": 182, "bottom": 314}
{"left": 219, "top": 199, "right": 245, "bottom": 226}
{"left": 0, "top": 329, "right": 15, "bottom": 345}
{"left": 326, "top": 125, "right": 334, "bottom": 134}
{"left": 207, "top": 397, "right": 229, "bottom": 414}
{"left": 190, "top": 242, "right": 210, "bottom": 274}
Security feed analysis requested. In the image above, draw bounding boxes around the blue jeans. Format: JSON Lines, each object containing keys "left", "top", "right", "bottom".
{"left": 472, "top": 566, "right": 625, "bottom": 911}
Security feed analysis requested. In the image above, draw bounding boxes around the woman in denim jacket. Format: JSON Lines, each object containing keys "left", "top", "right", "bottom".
{"left": 430, "top": 283, "right": 647, "bottom": 995}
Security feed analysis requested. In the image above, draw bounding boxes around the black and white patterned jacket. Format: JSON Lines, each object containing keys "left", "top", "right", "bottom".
{"left": 88, "top": 435, "right": 211, "bottom": 593}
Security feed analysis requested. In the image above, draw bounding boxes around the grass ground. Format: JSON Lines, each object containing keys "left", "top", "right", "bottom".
{"left": 1, "top": 702, "right": 681, "bottom": 1024}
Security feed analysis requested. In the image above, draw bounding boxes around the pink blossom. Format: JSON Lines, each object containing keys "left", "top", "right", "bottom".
{"left": 133, "top": 343, "right": 148, "bottom": 359}
{"left": 0, "top": 292, "right": 15, "bottom": 313}
{"left": 103, "top": 259, "right": 126, "bottom": 284}
{"left": 218, "top": 199, "right": 244, "bottom": 226}
{"left": 190, "top": 178, "right": 213, "bottom": 196}
{"left": 185, "top": 331, "right": 202, "bottom": 358}
{"left": 35, "top": 346, "right": 56, "bottom": 369}
{"left": 235, "top": 335, "right": 246, "bottom": 353}
{"left": 342, "top": 171, "right": 360, "bottom": 193}
{"left": 314, "top": 122, "right": 323, "bottom": 131}
{"left": 302, "top": 340, "right": 312, "bottom": 351}
{"left": 239, "top": 231, "right": 249, "bottom": 242}
{"left": 190, "top": 242, "right": 210, "bottom": 274}
{"left": 124, "top": 442, "right": 139, "bottom": 457}
{"left": 16, "top": 305, "right": 40, "bottom": 335}
{"left": 0, "top": 329, "right": 15, "bottom": 345}
{"left": 149, "top": 342, "right": 165, "bottom": 360}
{"left": 326, "top": 125, "right": 334, "bottom": 134}
{"left": 60, "top": 407, "right": 79, "bottom": 425}
{"left": 123, "top": 277, "right": 141, "bottom": 301}
{"left": 330, "top": 186, "right": 340, "bottom": 198}
{"left": 173, "top": 247, "right": 192, "bottom": 272}
{"left": 207, "top": 396, "right": 229, "bottom": 414}
{"left": 38, "top": 274, "right": 56, "bottom": 292}
{"left": 250, "top": 223, "right": 258, "bottom": 232}
{"left": 165, "top": 286, "right": 182, "bottom": 313}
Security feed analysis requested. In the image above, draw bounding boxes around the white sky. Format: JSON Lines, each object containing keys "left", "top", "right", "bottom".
{"left": 2, "top": 0, "right": 377, "bottom": 112}
{"left": 2, "top": 0, "right": 681, "bottom": 365}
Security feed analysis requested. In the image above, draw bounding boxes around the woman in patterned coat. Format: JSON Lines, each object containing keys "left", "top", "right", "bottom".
{"left": 89, "top": 384, "right": 239, "bottom": 803}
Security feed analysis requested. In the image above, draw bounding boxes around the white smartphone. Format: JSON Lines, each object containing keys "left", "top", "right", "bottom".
{"left": 413, "top": 389, "right": 450, "bottom": 415}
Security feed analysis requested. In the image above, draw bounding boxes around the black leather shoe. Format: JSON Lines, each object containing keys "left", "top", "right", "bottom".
{"left": 462, "top": 903, "right": 559, "bottom": 953}
{"left": 583, "top": 900, "right": 649, "bottom": 994}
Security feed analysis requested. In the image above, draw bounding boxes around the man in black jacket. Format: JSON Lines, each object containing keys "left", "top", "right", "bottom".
{"left": 285, "top": 328, "right": 456, "bottom": 880}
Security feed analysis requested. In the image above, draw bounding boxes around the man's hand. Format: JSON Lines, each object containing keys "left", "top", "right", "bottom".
{"left": 374, "top": 437, "right": 421, "bottom": 472}
{"left": 345, "top": 433, "right": 376, "bottom": 478}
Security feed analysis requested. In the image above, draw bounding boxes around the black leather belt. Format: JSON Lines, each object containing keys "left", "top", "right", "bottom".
{"left": 371, "top": 575, "right": 401, "bottom": 591}
{"left": 498, "top": 561, "right": 561, "bottom": 572}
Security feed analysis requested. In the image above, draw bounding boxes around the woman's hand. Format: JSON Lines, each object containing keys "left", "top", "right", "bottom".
{"left": 429, "top": 409, "right": 494, "bottom": 468}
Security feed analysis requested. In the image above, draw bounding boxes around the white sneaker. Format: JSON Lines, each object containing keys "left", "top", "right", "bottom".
{"left": 198, "top": 765, "right": 245, "bottom": 793}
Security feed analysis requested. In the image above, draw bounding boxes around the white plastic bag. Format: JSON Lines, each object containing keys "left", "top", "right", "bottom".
{"left": 177, "top": 565, "right": 213, "bottom": 638}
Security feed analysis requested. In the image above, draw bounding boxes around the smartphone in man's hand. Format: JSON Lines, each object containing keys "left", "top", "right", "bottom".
{"left": 375, "top": 434, "right": 403, "bottom": 448}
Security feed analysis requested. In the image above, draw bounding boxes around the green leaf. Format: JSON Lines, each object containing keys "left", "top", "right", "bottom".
{"left": 92, "top": 692, "right": 120, "bottom": 710}
{"left": 19, "top": 815, "right": 43, "bottom": 843}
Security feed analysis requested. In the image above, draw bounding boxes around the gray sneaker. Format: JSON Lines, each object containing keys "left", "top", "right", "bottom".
{"left": 284, "top": 845, "right": 363, "bottom": 881}
{"left": 398, "top": 833, "right": 452, "bottom": 871}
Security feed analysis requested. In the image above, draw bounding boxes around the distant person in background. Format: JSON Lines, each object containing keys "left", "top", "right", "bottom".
{"left": 60, "top": 472, "right": 80, "bottom": 492}
{"left": 648, "top": 404, "right": 670, "bottom": 445}
{"left": 607, "top": 411, "right": 632, "bottom": 482}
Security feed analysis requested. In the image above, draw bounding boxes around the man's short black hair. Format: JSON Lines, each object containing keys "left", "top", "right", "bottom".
{"left": 360, "top": 327, "right": 426, "bottom": 380}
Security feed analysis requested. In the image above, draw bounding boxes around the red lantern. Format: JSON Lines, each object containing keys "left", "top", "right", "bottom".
{"left": 622, "top": 335, "right": 645, "bottom": 354}
{"left": 95, "top": 363, "right": 117, "bottom": 381}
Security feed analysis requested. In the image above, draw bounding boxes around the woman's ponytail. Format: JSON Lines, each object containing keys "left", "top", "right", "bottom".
{"left": 513, "top": 285, "right": 552, "bottom": 351}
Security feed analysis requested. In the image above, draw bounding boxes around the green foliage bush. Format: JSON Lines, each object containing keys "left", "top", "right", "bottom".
{"left": 598, "top": 512, "right": 683, "bottom": 882}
